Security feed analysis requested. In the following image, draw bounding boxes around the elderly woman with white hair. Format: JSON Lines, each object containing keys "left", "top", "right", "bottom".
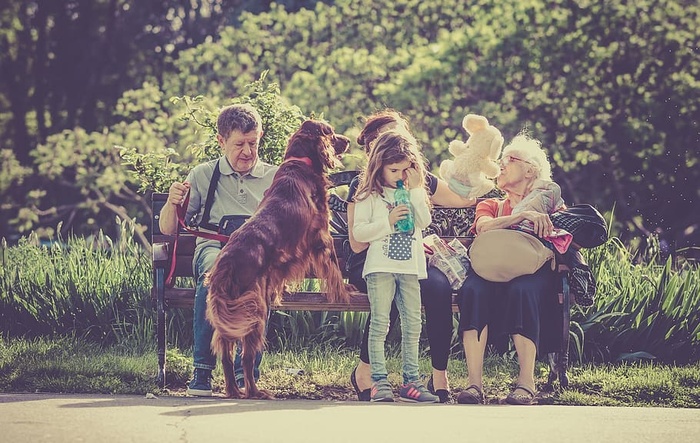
{"left": 456, "top": 133, "right": 565, "bottom": 406}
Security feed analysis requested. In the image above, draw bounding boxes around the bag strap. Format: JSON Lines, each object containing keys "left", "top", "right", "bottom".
{"left": 199, "top": 159, "right": 222, "bottom": 232}
{"left": 165, "top": 188, "right": 229, "bottom": 286}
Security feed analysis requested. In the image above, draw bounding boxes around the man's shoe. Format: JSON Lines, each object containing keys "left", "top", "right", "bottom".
{"left": 186, "top": 368, "right": 212, "bottom": 397}
{"left": 398, "top": 381, "right": 439, "bottom": 403}
{"left": 370, "top": 379, "right": 395, "bottom": 402}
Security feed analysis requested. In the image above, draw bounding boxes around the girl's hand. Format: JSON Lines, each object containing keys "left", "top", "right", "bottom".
{"left": 520, "top": 210, "right": 553, "bottom": 238}
{"left": 404, "top": 167, "right": 421, "bottom": 189}
{"left": 388, "top": 204, "right": 410, "bottom": 226}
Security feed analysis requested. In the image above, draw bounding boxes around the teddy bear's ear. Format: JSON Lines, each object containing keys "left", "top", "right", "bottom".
{"left": 463, "top": 114, "right": 488, "bottom": 135}
{"left": 449, "top": 140, "right": 467, "bottom": 155}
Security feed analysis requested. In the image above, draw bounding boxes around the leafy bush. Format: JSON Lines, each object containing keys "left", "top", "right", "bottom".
{"left": 6, "top": 0, "right": 698, "bottom": 251}
{"left": 1, "top": 222, "right": 698, "bottom": 364}
{"left": 0, "top": 219, "right": 152, "bottom": 348}
{"left": 570, "top": 238, "right": 700, "bottom": 364}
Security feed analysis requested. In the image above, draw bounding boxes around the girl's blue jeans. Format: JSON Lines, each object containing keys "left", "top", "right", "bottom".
{"left": 365, "top": 272, "right": 422, "bottom": 385}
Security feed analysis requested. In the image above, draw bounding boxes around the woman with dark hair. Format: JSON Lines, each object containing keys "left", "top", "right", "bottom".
{"left": 347, "top": 109, "right": 475, "bottom": 402}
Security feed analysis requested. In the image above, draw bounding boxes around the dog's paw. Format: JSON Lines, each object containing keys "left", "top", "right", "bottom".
{"left": 247, "top": 388, "right": 276, "bottom": 400}
{"left": 224, "top": 387, "right": 244, "bottom": 399}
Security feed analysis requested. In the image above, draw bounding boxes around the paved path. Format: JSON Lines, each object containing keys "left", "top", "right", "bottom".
{"left": 2, "top": 393, "right": 699, "bottom": 443}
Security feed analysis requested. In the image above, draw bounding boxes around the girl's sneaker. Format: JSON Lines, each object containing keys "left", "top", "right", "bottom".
{"left": 370, "top": 380, "right": 395, "bottom": 402}
{"left": 398, "top": 381, "right": 439, "bottom": 403}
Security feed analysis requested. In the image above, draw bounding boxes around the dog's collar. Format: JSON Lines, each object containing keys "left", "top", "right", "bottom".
{"left": 285, "top": 156, "right": 313, "bottom": 167}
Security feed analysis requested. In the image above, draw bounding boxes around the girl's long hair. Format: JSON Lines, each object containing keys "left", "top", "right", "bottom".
{"left": 355, "top": 129, "right": 429, "bottom": 205}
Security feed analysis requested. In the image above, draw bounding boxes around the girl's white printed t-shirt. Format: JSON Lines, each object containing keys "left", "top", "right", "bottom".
{"left": 353, "top": 186, "right": 432, "bottom": 279}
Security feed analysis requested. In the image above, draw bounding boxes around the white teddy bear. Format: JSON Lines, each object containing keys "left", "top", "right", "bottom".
{"left": 439, "top": 114, "right": 504, "bottom": 199}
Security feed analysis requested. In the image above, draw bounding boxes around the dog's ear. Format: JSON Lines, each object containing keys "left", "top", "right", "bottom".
{"left": 318, "top": 132, "right": 348, "bottom": 171}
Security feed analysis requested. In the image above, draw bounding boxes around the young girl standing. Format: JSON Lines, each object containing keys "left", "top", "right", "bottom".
{"left": 352, "top": 129, "right": 438, "bottom": 403}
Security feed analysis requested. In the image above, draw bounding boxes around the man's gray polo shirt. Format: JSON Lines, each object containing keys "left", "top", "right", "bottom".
{"left": 185, "top": 156, "right": 278, "bottom": 251}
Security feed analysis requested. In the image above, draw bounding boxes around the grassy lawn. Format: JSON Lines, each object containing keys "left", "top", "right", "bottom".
{"left": 1, "top": 336, "right": 698, "bottom": 407}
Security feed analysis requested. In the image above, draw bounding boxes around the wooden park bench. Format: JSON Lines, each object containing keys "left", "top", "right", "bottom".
{"left": 150, "top": 171, "right": 573, "bottom": 389}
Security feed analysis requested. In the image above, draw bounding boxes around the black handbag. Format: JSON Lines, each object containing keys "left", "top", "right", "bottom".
{"left": 550, "top": 204, "right": 608, "bottom": 248}
{"left": 561, "top": 248, "right": 597, "bottom": 307}
{"left": 342, "top": 239, "right": 367, "bottom": 275}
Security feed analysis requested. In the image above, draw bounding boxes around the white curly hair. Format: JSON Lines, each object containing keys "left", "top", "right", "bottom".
{"left": 502, "top": 132, "right": 553, "bottom": 181}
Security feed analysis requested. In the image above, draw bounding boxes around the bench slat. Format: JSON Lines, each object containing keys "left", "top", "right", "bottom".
{"left": 277, "top": 291, "right": 372, "bottom": 311}
{"left": 157, "top": 287, "right": 462, "bottom": 312}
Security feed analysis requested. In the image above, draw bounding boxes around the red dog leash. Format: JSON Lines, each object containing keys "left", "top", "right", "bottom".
{"left": 165, "top": 188, "right": 230, "bottom": 286}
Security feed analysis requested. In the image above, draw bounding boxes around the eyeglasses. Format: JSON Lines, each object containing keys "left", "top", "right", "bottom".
{"left": 499, "top": 155, "right": 532, "bottom": 167}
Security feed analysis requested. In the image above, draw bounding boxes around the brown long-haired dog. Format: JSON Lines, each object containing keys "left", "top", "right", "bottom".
{"left": 205, "top": 119, "right": 353, "bottom": 399}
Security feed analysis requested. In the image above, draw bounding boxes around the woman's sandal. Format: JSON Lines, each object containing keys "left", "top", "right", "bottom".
{"left": 427, "top": 375, "right": 450, "bottom": 403}
{"left": 505, "top": 384, "right": 536, "bottom": 405}
{"left": 350, "top": 366, "right": 371, "bottom": 402}
{"left": 456, "top": 384, "right": 484, "bottom": 404}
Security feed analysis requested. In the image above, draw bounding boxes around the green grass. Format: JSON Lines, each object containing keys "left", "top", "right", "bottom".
{"left": 0, "top": 336, "right": 159, "bottom": 394}
{"left": 555, "top": 363, "right": 700, "bottom": 408}
{"left": 1, "top": 336, "right": 698, "bottom": 407}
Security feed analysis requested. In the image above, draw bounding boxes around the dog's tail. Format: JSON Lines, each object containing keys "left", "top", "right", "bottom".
{"left": 206, "top": 284, "right": 268, "bottom": 345}
{"left": 205, "top": 259, "right": 267, "bottom": 344}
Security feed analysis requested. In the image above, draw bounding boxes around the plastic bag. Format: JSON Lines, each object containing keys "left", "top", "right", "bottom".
{"left": 424, "top": 234, "right": 470, "bottom": 290}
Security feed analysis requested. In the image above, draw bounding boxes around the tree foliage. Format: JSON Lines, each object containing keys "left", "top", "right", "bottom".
{"left": 120, "top": 71, "right": 305, "bottom": 194}
{"left": 15, "top": 73, "right": 303, "bottom": 248}
{"left": 0, "top": 0, "right": 698, "bottom": 253}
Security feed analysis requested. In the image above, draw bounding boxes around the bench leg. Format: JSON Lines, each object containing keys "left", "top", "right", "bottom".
{"left": 154, "top": 267, "right": 167, "bottom": 388}
{"left": 548, "top": 274, "right": 571, "bottom": 388}
{"left": 559, "top": 275, "right": 571, "bottom": 388}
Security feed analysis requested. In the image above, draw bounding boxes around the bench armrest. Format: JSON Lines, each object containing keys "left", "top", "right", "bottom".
{"left": 153, "top": 242, "right": 170, "bottom": 268}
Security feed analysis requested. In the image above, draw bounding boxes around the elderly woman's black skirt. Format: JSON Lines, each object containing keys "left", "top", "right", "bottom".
{"left": 457, "top": 265, "right": 563, "bottom": 355}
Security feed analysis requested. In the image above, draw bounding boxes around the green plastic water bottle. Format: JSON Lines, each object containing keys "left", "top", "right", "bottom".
{"left": 394, "top": 180, "right": 414, "bottom": 233}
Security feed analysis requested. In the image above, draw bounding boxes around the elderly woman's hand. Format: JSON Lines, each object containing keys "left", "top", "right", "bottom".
{"left": 520, "top": 210, "right": 554, "bottom": 238}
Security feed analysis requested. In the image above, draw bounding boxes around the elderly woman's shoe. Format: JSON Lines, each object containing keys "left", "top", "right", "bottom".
{"left": 456, "top": 385, "right": 484, "bottom": 404}
{"left": 505, "top": 384, "right": 536, "bottom": 405}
